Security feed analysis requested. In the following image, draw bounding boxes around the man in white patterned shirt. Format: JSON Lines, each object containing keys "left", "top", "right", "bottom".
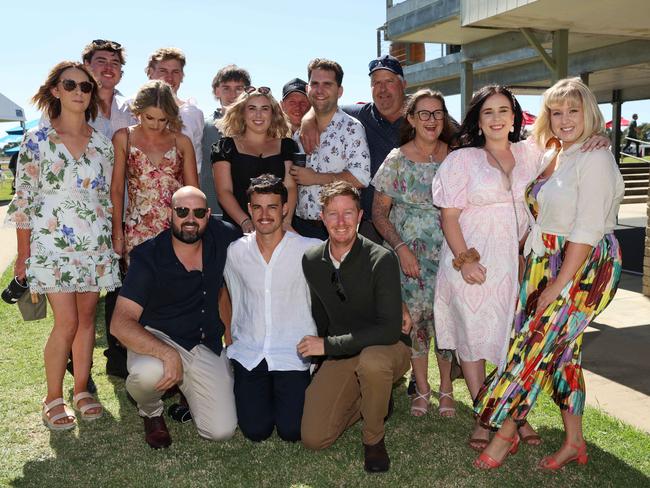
{"left": 146, "top": 47, "right": 204, "bottom": 173}
{"left": 290, "top": 58, "right": 371, "bottom": 239}
{"left": 224, "top": 175, "right": 321, "bottom": 442}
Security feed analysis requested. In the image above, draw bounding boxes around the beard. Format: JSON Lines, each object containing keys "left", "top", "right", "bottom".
{"left": 172, "top": 221, "right": 204, "bottom": 244}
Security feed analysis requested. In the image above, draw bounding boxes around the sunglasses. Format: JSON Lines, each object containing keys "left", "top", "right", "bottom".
{"left": 60, "top": 79, "right": 94, "bottom": 94}
{"left": 245, "top": 86, "right": 271, "bottom": 95}
{"left": 368, "top": 57, "right": 402, "bottom": 73}
{"left": 92, "top": 39, "right": 122, "bottom": 49}
{"left": 331, "top": 269, "right": 347, "bottom": 302}
{"left": 173, "top": 207, "right": 209, "bottom": 219}
{"left": 415, "top": 109, "right": 446, "bottom": 121}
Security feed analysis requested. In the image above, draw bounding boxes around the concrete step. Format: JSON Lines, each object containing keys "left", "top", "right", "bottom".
{"left": 625, "top": 180, "right": 650, "bottom": 188}
{"left": 619, "top": 161, "right": 650, "bottom": 168}
{"left": 622, "top": 196, "right": 648, "bottom": 204}
{"left": 620, "top": 167, "right": 650, "bottom": 175}
{"left": 624, "top": 187, "right": 649, "bottom": 196}
{"left": 623, "top": 173, "right": 650, "bottom": 181}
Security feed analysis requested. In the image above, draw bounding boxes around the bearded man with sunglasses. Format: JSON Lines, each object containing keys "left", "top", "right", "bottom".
{"left": 111, "top": 186, "right": 239, "bottom": 449}
{"left": 298, "top": 181, "right": 411, "bottom": 473}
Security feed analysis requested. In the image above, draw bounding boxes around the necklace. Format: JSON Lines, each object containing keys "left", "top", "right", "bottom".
{"left": 413, "top": 138, "right": 439, "bottom": 163}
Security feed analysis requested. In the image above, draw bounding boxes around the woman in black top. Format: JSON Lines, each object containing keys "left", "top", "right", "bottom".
{"left": 212, "top": 87, "right": 297, "bottom": 232}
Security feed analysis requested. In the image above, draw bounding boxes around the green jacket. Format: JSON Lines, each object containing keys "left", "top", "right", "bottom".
{"left": 302, "top": 235, "right": 411, "bottom": 357}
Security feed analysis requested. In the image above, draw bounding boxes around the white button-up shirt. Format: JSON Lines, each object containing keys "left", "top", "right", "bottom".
{"left": 224, "top": 231, "right": 322, "bottom": 371}
{"left": 524, "top": 143, "right": 624, "bottom": 256}
{"left": 179, "top": 99, "right": 204, "bottom": 173}
{"left": 91, "top": 90, "right": 136, "bottom": 140}
{"left": 294, "top": 108, "right": 371, "bottom": 220}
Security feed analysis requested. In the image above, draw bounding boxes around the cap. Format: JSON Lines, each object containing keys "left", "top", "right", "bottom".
{"left": 282, "top": 78, "right": 308, "bottom": 100}
{"left": 368, "top": 54, "right": 404, "bottom": 77}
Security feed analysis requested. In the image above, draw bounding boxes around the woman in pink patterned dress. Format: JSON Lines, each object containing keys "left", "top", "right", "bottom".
{"left": 111, "top": 80, "right": 198, "bottom": 258}
{"left": 431, "top": 85, "right": 542, "bottom": 449}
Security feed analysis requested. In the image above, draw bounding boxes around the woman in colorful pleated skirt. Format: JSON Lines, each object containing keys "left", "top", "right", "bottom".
{"left": 473, "top": 77, "right": 625, "bottom": 470}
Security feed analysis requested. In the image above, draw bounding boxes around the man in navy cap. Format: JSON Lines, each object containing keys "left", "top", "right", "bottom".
{"left": 281, "top": 78, "right": 311, "bottom": 134}
{"left": 299, "top": 55, "right": 407, "bottom": 242}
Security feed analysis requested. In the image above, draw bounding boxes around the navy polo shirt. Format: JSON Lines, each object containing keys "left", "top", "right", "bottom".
{"left": 119, "top": 216, "right": 239, "bottom": 356}
{"left": 343, "top": 103, "right": 403, "bottom": 216}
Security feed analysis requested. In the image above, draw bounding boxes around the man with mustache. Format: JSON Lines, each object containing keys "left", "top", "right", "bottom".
{"left": 111, "top": 186, "right": 239, "bottom": 449}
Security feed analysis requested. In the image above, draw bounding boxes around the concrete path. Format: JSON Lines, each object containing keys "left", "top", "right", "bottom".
{"left": 0, "top": 202, "right": 648, "bottom": 433}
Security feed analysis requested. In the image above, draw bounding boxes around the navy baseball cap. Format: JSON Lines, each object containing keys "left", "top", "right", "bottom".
{"left": 368, "top": 55, "right": 404, "bottom": 77}
{"left": 282, "top": 78, "right": 308, "bottom": 100}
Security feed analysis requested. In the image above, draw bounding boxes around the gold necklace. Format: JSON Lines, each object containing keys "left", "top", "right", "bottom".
{"left": 413, "top": 138, "right": 439, "bottom": 163}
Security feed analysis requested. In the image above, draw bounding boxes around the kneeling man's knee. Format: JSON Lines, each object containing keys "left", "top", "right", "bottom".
{"left": 196, "top": 420, "right": 237, "bottom": 442}
{"left": 126, "top": 356, "right": 164, "bottom": 393}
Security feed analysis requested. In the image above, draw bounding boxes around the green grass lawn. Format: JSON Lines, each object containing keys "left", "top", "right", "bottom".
{"left": 1, "top": 266, "right": 649, "bottom": 488}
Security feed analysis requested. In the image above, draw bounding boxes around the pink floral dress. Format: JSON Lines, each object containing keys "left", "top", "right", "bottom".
{"left": 124, "top": 136, "right": 184, "bottom": 254}
{"left": 431, "top": 141, "right": 541, "bottom": 364}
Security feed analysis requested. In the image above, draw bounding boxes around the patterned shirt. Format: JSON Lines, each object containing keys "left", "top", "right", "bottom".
{"left": 294, "top": 108, "right": 371, "bottom": 220}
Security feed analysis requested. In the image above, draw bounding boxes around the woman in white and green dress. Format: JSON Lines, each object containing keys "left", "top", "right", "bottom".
{"left": 6, "top": 61, "right": 121, "bottom": 430}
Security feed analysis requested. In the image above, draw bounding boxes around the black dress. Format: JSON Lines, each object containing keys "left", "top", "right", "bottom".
{"left": 211, "top": 137, "right": 297, "bottom": 225}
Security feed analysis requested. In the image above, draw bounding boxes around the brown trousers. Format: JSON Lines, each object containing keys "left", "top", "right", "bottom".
{"left": 301, "top": 341, "right": 410, "bottom": 448}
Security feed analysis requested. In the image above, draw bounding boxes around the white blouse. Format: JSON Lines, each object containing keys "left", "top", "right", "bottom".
{"left": 524, "top": 142, "right": 624, "bottom": 256}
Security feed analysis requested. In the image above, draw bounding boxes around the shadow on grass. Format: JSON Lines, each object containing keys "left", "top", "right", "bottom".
{"left": 10, "top": 386, "right": 650, "bottom": 488}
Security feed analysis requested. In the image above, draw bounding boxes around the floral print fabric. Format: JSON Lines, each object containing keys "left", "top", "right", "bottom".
{"left": 5, "top": 125, "right": 121, "bottom": 293}
{"left": 372, "top": 148, "right": 445, "bottom": 358}
{"left": 124, "top": 140, "right": 184, "bottom": 254}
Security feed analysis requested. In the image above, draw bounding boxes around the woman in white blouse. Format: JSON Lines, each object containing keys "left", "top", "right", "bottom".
{"left": 473, "top": 78, "right": 624, "bottom": 470}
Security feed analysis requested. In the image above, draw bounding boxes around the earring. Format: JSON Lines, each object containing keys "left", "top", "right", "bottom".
{"left": 478, "top": 128, "right": 482, "bottom": 136}
{"left": 510, "top": 126, "right": 515, "bottom": 133}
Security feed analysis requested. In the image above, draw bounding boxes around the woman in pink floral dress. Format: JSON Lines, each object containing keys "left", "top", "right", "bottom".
{"left": 6, "top": 61, "right": 121, "bottom": 430}
{"left": 431, "top": 85, "right": 542, "bottom": 449}
{"left": 111, "top": 80, "right": 198, "bottom": 258}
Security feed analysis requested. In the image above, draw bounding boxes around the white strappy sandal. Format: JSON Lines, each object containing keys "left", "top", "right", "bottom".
{"left": 72, "top": 392, "right": 103, "bottom": 421}
{"left": 42, "top": 397, "right": 76, "bottom": 431}
{"left": 438, "top": 390, "right": 456, "bottom": 418}
{"left": 410, "top": 387, "right": 431, "bottom": 417}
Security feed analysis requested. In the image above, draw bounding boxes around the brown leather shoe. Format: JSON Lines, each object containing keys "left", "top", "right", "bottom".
{"left": 143, "top": 415, "right": 172, "bottom": 449}
{"left": 364, "top": 436, "right": 390, "bottom": 473}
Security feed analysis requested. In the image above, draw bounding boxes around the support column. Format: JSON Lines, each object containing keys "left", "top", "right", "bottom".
{"left": 552, "top": 29, "right": 569, "bottom": 82}
{"left": 580, "top": 72, "right": 590, "bottom": 85}
{"left": 460, "top": 60, "right": 473, "bottom": 117}
{"left": 612, "top": 89, "right": 622, "bottom": 165}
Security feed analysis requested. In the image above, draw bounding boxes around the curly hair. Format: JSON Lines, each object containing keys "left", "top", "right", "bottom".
{"left": 211, "top": 64, "right": 251, "bottom": 92}
{"left": 218, "top": 89, "right": 290, "bottom": 138}
{"left": 399, "top": 89, "right": 460, "bottom": 146}
{"left": 456, "top": 85, "right": 524, "bottom": 149}
{"left": 130, "top": 80, "right": 183, "bottom": 132}
{"left": 81, "top": 39, "right": 126, "bottom": 65}
{"left": 32, "top": 61, "right": 100, "bottom": 122}
{"left": 145, "top": 47, "right": 186, "bottom": 76}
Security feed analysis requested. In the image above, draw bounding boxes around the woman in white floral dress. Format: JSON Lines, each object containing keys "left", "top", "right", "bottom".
{"left": 6, "top": 61, "right": 121, "bottom": 430}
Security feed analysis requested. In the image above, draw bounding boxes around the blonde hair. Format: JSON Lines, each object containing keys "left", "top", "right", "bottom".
{"left": 218, "top": 90, "right": 290, "bottom": 138}
{"left": 532, "top": 77, "right": 604, "bottom": 147}
{"left": 130, "top": 80, "right": 183, "bottom": 132}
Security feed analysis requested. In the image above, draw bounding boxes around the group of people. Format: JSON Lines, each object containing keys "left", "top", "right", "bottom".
{"left": 6, "top": 38, "right": 625, "bottom": 474}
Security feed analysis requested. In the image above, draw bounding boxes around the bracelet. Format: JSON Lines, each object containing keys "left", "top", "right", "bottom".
{"left": 240, "top": 217, "right": 251, "bottom": 227}
{"left": 393, "top": 241, "right": 407, "bottom": 253}
{"left": 452, "top": 248, "right": 480, "bottom": 271}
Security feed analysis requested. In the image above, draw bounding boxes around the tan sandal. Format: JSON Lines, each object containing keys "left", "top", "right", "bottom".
{"left": 410, "top": 386, "right": 431, "bottom": 417}
{"left": 438, "top": 391, "right": 456, "bottom": 417}
{"left": 42, "top": 397, "right": 76, "bottom": 431}
{"left": 73, "top": 392, "right": 103, "bottom": 421}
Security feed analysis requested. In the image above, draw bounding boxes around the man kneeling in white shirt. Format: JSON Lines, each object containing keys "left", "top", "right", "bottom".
{"left": 224, "top": 174, "right": 322, "bottom": 442}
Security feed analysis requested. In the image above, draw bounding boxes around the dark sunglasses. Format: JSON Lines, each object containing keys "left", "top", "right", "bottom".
{"left": 245, "top": 86, "right": 271, "bottom": 95}
{"left": 368, "top": 57, "right": 402, "bottom": 73}
{"left": 173, "top": 207, "right": 209, "bottom": 219}
{"left": 331, "top": 269, "right": 347, "bottom": 302}
{"left": 92, "top": 39, "right": 122, "bottom": 49}
{"left": 60, "top": 79, "right": 94, "bottom": 93}
{"left": 415, "top": 109, "right": 446, "bottom": 121}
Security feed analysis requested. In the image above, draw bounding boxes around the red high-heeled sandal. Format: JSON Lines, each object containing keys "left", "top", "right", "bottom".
{"left": 539, "top": 441, "right": 588, "bottom": 470}
{"left": 473, "top": 431, "right": 520, "bottom": 470}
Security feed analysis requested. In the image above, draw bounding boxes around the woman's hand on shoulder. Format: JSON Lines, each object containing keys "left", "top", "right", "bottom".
{"left": 581, "top": 134, "right": 610, "bottom": 152}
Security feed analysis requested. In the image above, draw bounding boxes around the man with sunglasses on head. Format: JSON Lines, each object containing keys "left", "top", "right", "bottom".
{"left": 110, "top": 186, "right": 239, "bottom": 449}
{"left": 298, "top": 181, "right": 411, "bottom": 473}
{"left": 201, "top": 65, "right": 251, "bottom": 216}
{"left": 146, "top": 47, "right": 204, "bottom": 174}
{"left": 300, "top": 55, "right": 407, "bottom": 243}
{"left": 289, "top": 58, "right": 370, "bottom": 240}
{"left": 224, "top": 175, "right": 321, "bottom": 443}
{"left": 81, "top": 39, "right": 136, "bottom": 139}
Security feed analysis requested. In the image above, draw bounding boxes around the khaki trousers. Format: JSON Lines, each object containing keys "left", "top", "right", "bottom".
{"left": 126, "top": 327, "right": 237, "bottom": 441}
{"left": 301, "top": 341, "right": 410, "bottom": 448}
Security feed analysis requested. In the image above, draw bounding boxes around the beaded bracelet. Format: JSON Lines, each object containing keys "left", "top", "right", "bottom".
{"left": 452, "top": 248, "right": 480, "bottom": 271}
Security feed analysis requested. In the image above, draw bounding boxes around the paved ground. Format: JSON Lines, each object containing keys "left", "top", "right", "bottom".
{"left": 1, "top": 202, "right": 649, "bottom": 433}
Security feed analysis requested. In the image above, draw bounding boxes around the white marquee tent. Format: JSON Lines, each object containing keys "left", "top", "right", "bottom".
{"left": 0, "top": 92, "right": 26, "bottom": 123}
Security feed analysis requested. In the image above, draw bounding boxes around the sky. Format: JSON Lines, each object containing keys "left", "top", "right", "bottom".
{"left": 1, "top": 0, "right": 648, "bottom": 136}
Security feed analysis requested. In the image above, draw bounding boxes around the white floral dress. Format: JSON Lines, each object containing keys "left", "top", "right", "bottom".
{"left": 5, "top": 125, "right": 121, "bottom": 293}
